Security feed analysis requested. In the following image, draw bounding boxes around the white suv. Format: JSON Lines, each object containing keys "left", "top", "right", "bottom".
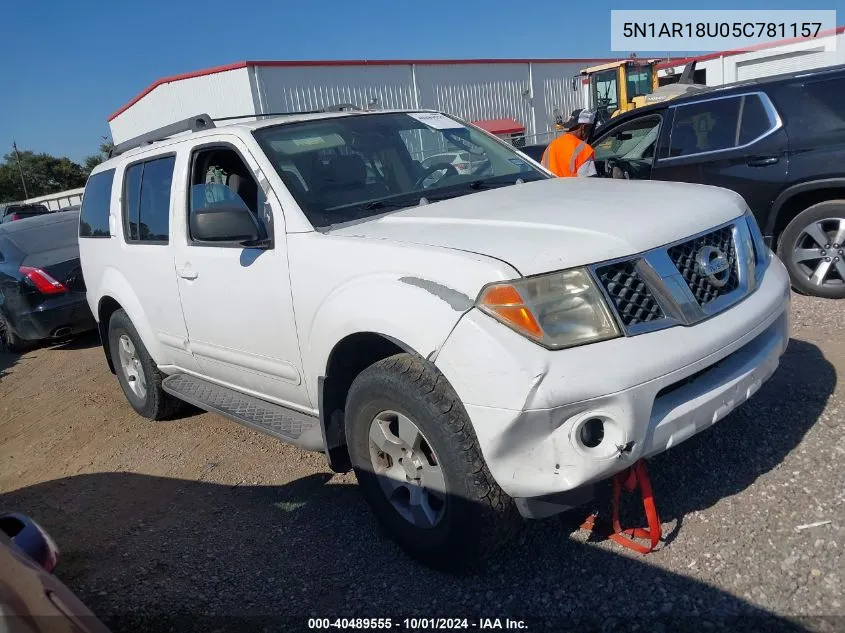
{"left": 79, "top": 108, "right": 790, "bottom": 568}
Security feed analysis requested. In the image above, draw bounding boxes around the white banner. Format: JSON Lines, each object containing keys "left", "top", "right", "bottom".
{"left": 611, "top": 10, "right": 837, "bottom": 52}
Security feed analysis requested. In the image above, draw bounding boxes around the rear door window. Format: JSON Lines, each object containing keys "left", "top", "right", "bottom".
{"left": 122, "top": 156, "right": 175, "bottom": 244}
{"left": 738, "top": 94, "right": 771, "bottom": 145}
{"left": 669, "top": 97, "right": 741, "bottom": 156}
{"left": 668, "top": 93, "right": 779, "bottom": 157}
{"left": 79, "top": 169, "right": 115, "bottom": 238}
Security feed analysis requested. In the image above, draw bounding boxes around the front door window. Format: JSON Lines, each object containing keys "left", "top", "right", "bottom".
{"left": 592, "top": 115, "right": 662, "bottom": 179}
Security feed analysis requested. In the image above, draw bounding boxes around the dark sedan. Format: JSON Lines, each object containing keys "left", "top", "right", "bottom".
{"left": 0, "top": 212, "right": 95, "bottom": 352}
{"left": 0, "top": 203, "right": 51, "bottom": 223}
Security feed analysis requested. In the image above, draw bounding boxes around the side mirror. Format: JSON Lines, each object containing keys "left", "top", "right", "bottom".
{"left": 190, "top": 205, "right": 264, "bottom": 245}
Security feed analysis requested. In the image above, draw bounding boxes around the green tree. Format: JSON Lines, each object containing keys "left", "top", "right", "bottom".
{"left": 0, "top": 149, "right": 88, "bottom": 203}
{"left": 82, "top": 136, "right": 115, "bottom": 174}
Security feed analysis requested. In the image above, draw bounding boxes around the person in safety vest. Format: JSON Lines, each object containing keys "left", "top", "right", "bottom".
{"left": 541, "top": 109, "right": 597, "bottom": 178}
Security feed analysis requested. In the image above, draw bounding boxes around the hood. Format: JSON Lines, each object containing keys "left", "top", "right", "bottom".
{"left": 328, "top": 178, "right": 748, "bottom": 276}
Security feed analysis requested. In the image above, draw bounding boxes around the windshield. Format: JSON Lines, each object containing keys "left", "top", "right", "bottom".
{"left": 626, "top": 65, "right": 653, "bottom": 99}
{"left": 253, "top": 112, "right": 548, "bottom": 229}
{"left": 591, "top": 69, "right": 619, "bottom": 121}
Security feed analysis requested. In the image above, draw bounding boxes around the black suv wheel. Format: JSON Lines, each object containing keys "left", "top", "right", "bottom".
{"left": 778, "top": 200, "right": 845, "bottom": 299}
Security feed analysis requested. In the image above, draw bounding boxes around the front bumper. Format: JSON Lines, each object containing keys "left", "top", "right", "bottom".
{"left": 434, "top": 256, "right": 791, "bottom": 515}
{"left": 11, "top": 293, "right": 96, "bottom": 342}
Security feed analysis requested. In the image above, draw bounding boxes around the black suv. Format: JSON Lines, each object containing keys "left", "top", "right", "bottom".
{"left": 534, "top": 64, "right": 845, "bottom": 299}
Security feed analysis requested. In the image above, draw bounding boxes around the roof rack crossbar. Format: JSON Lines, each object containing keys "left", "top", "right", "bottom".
{"left": 212, "top": 103, "right": 365, "bottom": 123}
{"left": 110, "top": 113, "right": 215, "bottom": 157}
{"left": 213, "top": 110, "right": 322, "bottom": 122}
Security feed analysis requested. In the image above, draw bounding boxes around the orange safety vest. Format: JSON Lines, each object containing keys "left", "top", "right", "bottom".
{"left": 541, "top": 133, "right": 595, "bottom": 178}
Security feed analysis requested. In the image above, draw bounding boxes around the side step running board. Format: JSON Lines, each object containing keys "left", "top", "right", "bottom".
{"left": 162, "top": 374, "right": 323, "bottom": 451}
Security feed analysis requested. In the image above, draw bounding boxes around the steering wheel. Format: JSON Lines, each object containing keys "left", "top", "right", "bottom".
{"left": 605, "top": 157, "right": 632, "bottom": 180}
{"left": 414, "top": 163, "right": 459, "bottom": 190}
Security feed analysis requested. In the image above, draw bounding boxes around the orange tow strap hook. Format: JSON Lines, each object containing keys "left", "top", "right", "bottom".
{"left": 580, "top": 459, "right": 663, "bottom": 555}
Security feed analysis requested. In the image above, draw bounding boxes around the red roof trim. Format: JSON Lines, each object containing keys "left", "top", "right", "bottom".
{"left": 656, "top": 25, "right": 845, "bottom": 70}
{"left": 108, "top": 57, "right": 616, "bottom": 122}
{"left": 108, "top": 61, "right": 249, "bottom": 121}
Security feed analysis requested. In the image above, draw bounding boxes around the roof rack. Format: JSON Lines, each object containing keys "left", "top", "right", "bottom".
{"left": 214, "top": 103, "right": 363, "bottom": 121}
{"left": 109, "top": 103, "right": 366, "bottom": 158}
{"left": 110, "top": 113, "right": 215, "bottom": 157}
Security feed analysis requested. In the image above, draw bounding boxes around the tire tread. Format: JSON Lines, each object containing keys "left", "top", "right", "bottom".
{"left": 347, "top": 353, "right": 519, "bottom": 568}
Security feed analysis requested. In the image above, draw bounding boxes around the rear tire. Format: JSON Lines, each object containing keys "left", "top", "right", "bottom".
{"left": 777, "top": 200, "right": 845, "bottom": 299}
{"left": 107, "top": 309, "right": 183, "bottom": 420}
{"left": 345, "top": 353, "right": 520, "bottom": 570}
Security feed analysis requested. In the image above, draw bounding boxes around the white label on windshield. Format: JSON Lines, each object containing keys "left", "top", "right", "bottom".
{"left": 408, "top": 112, "right": 464, "bottom": 130}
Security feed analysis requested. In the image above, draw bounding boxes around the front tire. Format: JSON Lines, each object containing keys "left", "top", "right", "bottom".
{"left": 107, "top": 309, "right": 182, "bottom": 420}
{"left": 345, "top": 353, "right": 519, "bottom": 570}
{"left": 777, "top": 200, "right": 845, "bottom": 299}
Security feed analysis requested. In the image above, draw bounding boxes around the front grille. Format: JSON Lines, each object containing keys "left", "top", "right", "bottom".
{"left": 667, "top": 226, "right": 739, "bottom": 306}
{"left": 596, "top": 260, "right": 664, "bottom": 327}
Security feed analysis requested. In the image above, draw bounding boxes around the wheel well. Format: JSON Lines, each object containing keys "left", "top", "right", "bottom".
{"left": 97, "top": 297, "right": 122, "bottom": 374}
{"left": 320, "top": 333, "right": 407, "bottom": 472}
{"left": 772, "top": 188, "right": 845, "bottom": 249}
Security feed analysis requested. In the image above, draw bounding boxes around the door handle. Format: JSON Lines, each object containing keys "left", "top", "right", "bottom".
{"left": 747, "top": 156, "right": 779, "bottom": 167}
{"left": 177, "top": 267, "right": 198, "bottom": 280}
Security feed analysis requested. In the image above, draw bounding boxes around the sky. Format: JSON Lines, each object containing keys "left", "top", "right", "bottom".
{"left": 1, "top": 0, "right": 832, "bottom": 162}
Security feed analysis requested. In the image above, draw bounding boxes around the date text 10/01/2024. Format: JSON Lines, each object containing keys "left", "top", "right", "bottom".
{"left": 307, "top": 618, "right": 528, "bottom": 630}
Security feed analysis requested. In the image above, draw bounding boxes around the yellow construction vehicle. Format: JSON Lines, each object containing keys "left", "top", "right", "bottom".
{"left": 574, "top": 59, "right": 705, "bottom": 127}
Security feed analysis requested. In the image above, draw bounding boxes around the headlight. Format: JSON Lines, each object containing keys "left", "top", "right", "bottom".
{"left": 477, "top": 267, "right": 620, "bottom": 349}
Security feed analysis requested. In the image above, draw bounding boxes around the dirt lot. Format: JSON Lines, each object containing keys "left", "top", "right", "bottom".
{"left": 1, "top": 293, "right": 843, "bottom": 632}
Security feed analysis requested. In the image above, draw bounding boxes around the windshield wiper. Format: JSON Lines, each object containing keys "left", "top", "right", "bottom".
{"left": 362, "top": 199, "right": 417, "bottom": 211}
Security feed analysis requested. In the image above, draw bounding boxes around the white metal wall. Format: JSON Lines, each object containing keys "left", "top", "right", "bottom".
{"left": 110, "top": 61, "right": 592, "bottom": 145}
{"left": 530, "top": 63, "right": 585, "bottom": 144}
{"left": 659, "top": 31, "right": 845, "bottom": 86}
{"left": 109, "top": 68, "right": 257, "bottom": 144}
{"left": 255, "top": 65, "right": 418, "bottom": 113}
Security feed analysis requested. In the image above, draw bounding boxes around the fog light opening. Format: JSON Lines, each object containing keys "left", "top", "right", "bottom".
{"left": 579, "top": 418, "right": 605, "bottom": 449}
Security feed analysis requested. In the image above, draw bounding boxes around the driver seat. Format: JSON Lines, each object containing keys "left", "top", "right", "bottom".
{"left": 317, "top": 154, "right": 388, "bottom": 208}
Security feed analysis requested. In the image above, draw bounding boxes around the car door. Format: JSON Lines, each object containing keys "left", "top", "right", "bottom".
{"left": 116, "top": 153, "right": 197, "bottom": 371}
{"left": 650, "top": 92, "right": 788, "bottom": 225}
{"left": 591, "top": 111, "right": 666, "bottom": 180}
{"left": 172, "top": 136, "right": 311, "bottom": 410}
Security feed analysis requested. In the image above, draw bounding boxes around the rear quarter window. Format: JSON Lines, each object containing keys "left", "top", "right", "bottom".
{"left": 773, "top": 76, "right": 845, "bottom": 139}
{"left": 79, "top": 169, "right": 116, "bottom": 238}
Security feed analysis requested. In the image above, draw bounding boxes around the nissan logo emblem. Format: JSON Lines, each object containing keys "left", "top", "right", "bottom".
{"left": 695, "top": 246, "right": 731, "bottom": 288}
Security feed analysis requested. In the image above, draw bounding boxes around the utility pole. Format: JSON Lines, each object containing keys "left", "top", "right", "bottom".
{"left": 12, "top": 141, "right": 29, "bottom": 199}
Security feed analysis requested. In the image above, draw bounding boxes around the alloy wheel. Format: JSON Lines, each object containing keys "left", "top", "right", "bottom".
{"left": 368, "top": 410, "right": 447, "bottom": 529}
{"left": 791, "top": 217, "right": 845, "bottom": 289}
{"left": 117, "top": 334, "right": 147, "bottom": 400}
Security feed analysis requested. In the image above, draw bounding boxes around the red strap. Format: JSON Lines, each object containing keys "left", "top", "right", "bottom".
{"left": 580, "top": 460, "right": 662, "bottom": 555}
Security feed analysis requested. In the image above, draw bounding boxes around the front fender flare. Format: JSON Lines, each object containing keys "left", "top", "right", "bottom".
{"left": 304, "top": 275, "right": 474, "bottom": 406}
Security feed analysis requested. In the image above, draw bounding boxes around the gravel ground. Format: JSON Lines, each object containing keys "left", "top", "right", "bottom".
{"left": 0, "top": 292, "right": 842, "bottom": 633}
